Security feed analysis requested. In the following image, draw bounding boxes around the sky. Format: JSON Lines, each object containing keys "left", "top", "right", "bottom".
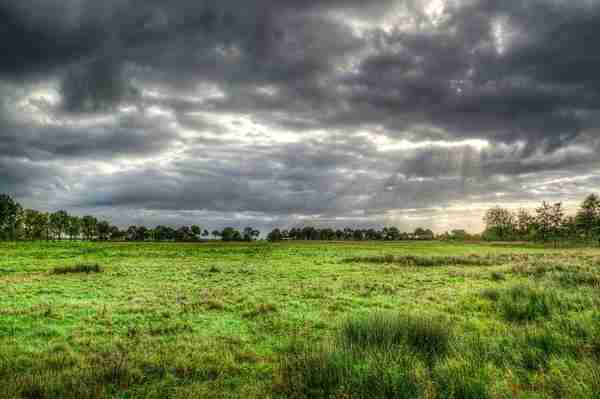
{"left": 1, "top": 0, "right": 600, "bottom": 233}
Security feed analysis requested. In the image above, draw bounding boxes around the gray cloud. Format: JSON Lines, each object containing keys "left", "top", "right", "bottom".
{"left": 1, "top": 0, "right": 600, "bottom": 231}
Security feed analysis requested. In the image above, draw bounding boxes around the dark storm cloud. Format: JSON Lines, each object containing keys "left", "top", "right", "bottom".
{"left": 0, "top": 107, "right": 181, "bottom": 161}
{"left": 2, "top": 0, "right": 600, "bottom": 230}
{"left": 0, "top": 156, "right": 64, "bottom": 199}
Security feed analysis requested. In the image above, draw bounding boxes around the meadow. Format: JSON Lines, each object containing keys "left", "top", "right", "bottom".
{"left": 0, "top": 240, "right": 599, "bottom": 398}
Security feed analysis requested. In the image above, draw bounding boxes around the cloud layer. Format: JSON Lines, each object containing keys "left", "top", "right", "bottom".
{"left": 2, "top": 0, "right": 600, "bottom": 232}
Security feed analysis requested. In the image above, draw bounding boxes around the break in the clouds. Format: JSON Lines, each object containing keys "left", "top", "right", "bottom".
{"left": 2, "top": 0, "right": 600, "bottom": 232}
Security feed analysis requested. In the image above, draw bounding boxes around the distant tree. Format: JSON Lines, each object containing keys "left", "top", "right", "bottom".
{"left": 576, "top": 194, "right": 600, "bottom": 241}
{"left": 320, "top": 228, "right": 336, "bottom": 241}
{"left": 243, "top": 226, "right": 260, "bottom": 241}
{"left": 136, "top": 226, "right": 148, "bottom": 241}
{"left": 0, "top": 194, "right": 22, "bottom": 240}
{"left": 49, "top": 210, "right": 69, "bottom": 240}
{"left": 535, "top": 202, "right": 564, "bottom": 245}
{"left": 450, "top": 229, "right": 469, "bottom": 241}
{"left": 109, "top": 225, "right": 122, "bottom": 241}
{"left": 211, "top": 230, "right": 221, "bottom": 240}
{"left": 81, "top": 216, "right": 98, "bottom": 240}
{"left": 97, "top": 220, "right": 111, "bottom": 240}
{"left": 563, "top": 216, "right": 578, "bottom": 241}
{"left": 483, "top": 207, "right": 516, "bottom": 241}
{"left": 383, "top": 227, "right": 400, "bottom": 240}
{"left": 67, "top": 216, "right": 81, "bottom": 240}
{"left": 23, "top": 209, "right": 48, "bottom": 240}
{"left": 126, "top": 226, "right": 138, "bottom": 241}
{"left": 190, "top": 225, "right": 201, "bottom": 240}
{"left": 267, "top": 228, "right": 282, "bottom": 242}
{"left": 221, "top": 227, "right": 241, "bottom": 242}
{"left": 202, "top": 229, "right": 209, "bottom": 238}
{"left": 176, "top": 226, "right": 192, "bottom": 241}
{"left": 143, "top": 227, "right": 153, "bottom": 241}
{"left": 516, "top": 209, "right": 535, "bottom": 240}
{"left": 414, "top": 228, "right": 434, "bottom": 240}
{"left": 157, "top": 225, "right": 176, "bottom": 241}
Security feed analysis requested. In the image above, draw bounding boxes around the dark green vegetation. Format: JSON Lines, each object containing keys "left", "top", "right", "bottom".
{"left": 52, "top": 263, "right": 103, "bottom": 275}
{"left": 1, "top": 241, "right": 600, "bottom": 398}
{"left": 6, "top": 193, "right": 600, "bottom": 244}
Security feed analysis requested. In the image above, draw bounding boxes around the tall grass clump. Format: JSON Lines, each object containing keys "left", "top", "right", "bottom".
{"left": 556, "top": 270, "right": 600, "bottom": 288}
{"left": 277, "top": 344, "right": 422, "bottom": 399}
{"left": 493, "top": 285, "right": 557, "bottom": 322}
{"left": 519, "top": 328, "right": 562, "bottom": 370}
{"left": 433, "top": 356, "right": 492, "bottom": 399}
{"left": 275, "top": 312, "right": 452, "bottom": 398}
{"left": 341, "top": 312, "right": 452, "bottom": 360}
{"left": 52, "top": 263, "right": 103, "bottom": 274}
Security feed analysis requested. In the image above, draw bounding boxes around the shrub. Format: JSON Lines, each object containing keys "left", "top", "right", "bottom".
{"left": 52, "top": 263, "right": 103, "bottom": 274}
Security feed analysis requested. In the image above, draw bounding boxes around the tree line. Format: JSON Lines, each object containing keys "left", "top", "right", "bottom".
{"left": 3, "top": 192, "right": 600, "bottom": 244}
{"left": 0, "top": 194, "right": 258, "bottom": 242}
{"left": 265, "top": 226, "right": 436, "bottom": 241}
{"left": 482, "top": 194, "right": 600, "bottom": 245}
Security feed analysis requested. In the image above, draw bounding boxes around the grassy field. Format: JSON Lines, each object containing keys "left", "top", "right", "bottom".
{"left": 1, "top": 241, "right": 599, "bottom": 398}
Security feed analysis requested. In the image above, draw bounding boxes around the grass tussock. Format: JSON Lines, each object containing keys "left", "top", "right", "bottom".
{"left": 243, "top": 303, "right": 278, "bottom": 318}
{"left": 481, "top": 285, "right": 558, "bottom": 322}
{"left": 345, "top": 254, "right": 509, "bottom": 267}
{"left": 276, "top": 343, "right": 422, "bottom": 399}
{"left": 341, "top": 312, "right": 451, "bottom": 360}
{"left": 556, "top": 270, "right": 600, "bottom": 288}
{"left": 52, "top": 263, "right": 103, "bottom": 275}
{"left": 490, "top": 271, "right": 506, "bottom": 281}
{"left": 432, "top": 356, "right": 492, "bottom": 399}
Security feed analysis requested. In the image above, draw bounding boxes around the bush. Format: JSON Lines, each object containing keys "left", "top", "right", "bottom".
{"left": 52, "top": 263, "right": 103, "bottom": 274}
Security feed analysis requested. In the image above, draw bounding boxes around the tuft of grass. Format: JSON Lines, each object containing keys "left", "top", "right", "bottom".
{"left": 520, "top": 329, "right": 562, "bottom": 370}
{"left": 433, "top": 356, "right": 492, "bottom": 399}
{"left": 243, "top": 303, "right": 277, "bottom": 318}
{"left": 497, "top": 285, "right": 557, "bottom": 322}
{"left": 490, "top": 271, "right": 506, "bottom": 281}
{"left": 52, "top": 263, "right": 103, "bottom": 274}
{"left": 341, "top": 312, "right": 451, "bottom": 360}
{"left": 276, "top": 344, "right": 421, "bottom": 399}
{"left": 480, "top": 288, "right": 501, "bottom": 302}
{"left": 556, "top": 270, "right": 600, "bottom": 288}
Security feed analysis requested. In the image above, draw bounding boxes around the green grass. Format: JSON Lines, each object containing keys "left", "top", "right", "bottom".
{"left": 1, "top": 240, "right": 600, "bottom": 398}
